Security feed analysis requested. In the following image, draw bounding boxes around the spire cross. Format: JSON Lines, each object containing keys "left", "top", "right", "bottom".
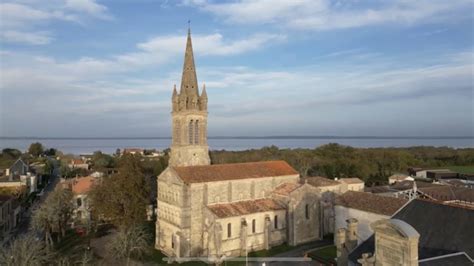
{"left": 188, "top": 20, "right": 191, "bottom": 33}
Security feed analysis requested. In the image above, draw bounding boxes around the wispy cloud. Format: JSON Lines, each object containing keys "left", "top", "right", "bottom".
{"left": 0, "top": 1, "right": 111, "bottom": 45}
{"left": 185, "top": 0, "right": 472, "bottom": 31}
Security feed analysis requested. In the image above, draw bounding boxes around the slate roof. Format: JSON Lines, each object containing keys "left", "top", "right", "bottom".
{"left": 348, "top": 199, "right": 474, "bottom": 264}
{"left": 207, "top": 199, "right": 285, "bottom": 218}
{"left": 391, "top": 180, "right": 440, "bottom": 191}
{"left": 305, "top": 176, "right": 340, "bottom": 187}
{"left": 173, "top": 160, "right": 298, "bottom": 184}
{"left": 336, "top": 191, "right": 408, "bottom": 216}
{"left": 272, "top": 182, "right": 302, "bottom": 196}
{"left": 419, "top": 252, "right": 474, "bottom": 266}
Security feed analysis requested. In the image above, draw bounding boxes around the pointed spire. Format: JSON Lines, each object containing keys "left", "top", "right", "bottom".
{"left": 180, "top": 24, "right": 199, "bottom": 97}
{"left": 201, "top": 83, "right": 207, "bottom": 98}
{"left": 172, "top": 84, "right": 178, "bottom": 99}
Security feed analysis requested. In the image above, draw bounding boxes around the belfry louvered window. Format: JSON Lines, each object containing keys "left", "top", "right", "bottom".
{"left": 194, "top": 120, "right": 199, "bottom": 144}
{"left": 188, "top": 120, "right": 193, "bottom": 144}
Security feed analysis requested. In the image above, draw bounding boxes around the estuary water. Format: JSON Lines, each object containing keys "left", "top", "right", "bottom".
{"left": 0, "top": 137, "right": 472, "bottom": 155}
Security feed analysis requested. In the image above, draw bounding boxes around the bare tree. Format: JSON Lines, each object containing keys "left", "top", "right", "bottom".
{"left": 107, "top": 226, "right": 150, "bottom": 265}
{"left": 32, "top": 187, "right": 74, "bottom": 246}
{"left": 0, "top": 233, "right": 53, "bottom": 266}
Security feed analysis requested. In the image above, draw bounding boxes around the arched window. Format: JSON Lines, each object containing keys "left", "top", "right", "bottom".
{"left": 227, "top": 223, "right": 232, "bottom": 238}
{"left": 305, "top": 204, "right": 310, "bottom": 219}
{"left": 188, "top": 120, "right": 194, "bottom": 144}
{"left": 194, "top": 120, "right": 199, "bottom": 144}
{"left": 252, "top": 219, "right": 256, "bottom": 233}
{"left": 274, "top": 215, "right": 278, "bottom": 229}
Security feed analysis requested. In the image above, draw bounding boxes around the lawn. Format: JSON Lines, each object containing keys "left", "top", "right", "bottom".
{"left": 308, "top": 245, "right": 336, "bottom": 264}
{"left": 447, "top": 165, "right": 474, "bottom": 174}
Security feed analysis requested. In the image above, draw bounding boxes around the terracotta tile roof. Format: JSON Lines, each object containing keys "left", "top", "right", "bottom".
{"left": 71, "top": 176, "right": 96, "bottom": 194}
{"left": 305, "top": 176, "right": 340, "bottom": 187}
{"left": 207, "top": 198, "right": 285, "bottom": 218}
{"left": 173, "top": 160, "right": 298, "bottom": 184}
{"left": 273, "top": 182, "right": 302, "bottom": 196}
{"left": 336, "top": 191, "right": 408, "bottom": 216}
{"left": 339, "top": 177, "right": 364, "bottom": 184}
{"left": 419, "top": 186, "right": 474, "bottom": 202}
{"left": 71, "top": 159, "right": 86, "bottom": 165}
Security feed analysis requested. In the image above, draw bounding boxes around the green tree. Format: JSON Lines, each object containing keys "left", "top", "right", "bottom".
{"left": 91, "top": 151, "right": 115, "bottom": 171}
{"left": 2, "top": 148, "right": 22, "bottom": 159}
{"left": 90, "top": 154, "right": 150, "bottom": 228}
{"left": 28, "top": 142, "right": 44, "bottom": 157}
{"left": 0, "top": 233, "right": 53, "bottom": 266}
{"left": 107, "top": 226, "right": 150, "bottom": 265}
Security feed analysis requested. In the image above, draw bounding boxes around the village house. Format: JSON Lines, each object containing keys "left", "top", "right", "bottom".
{"left": 60, "top": 176, "right": 97, "bottom": 226}
{"left": 68, "top": 159, "right": 89, "bottom": 170}
{"left": 0, "top": 159, "right": 38, "bottom": 194}
{"left": 388, "top": 174, "right": 414, "bottom": 184}
{"left": 334, "top": 191, "right": 408, "bottom": 243}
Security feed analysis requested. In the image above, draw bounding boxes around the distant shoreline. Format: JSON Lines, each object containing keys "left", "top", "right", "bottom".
{"left": 1, "top": 136, "right": 473, "bottom": 140}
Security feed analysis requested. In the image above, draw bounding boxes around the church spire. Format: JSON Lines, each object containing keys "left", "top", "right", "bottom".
{"left": 179, "top": 25, "right": 199, "bottom": 97}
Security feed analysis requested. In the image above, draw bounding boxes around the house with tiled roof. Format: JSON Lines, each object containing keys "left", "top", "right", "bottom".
{"left": 335, "top": 191, "right": 408, "bottom": 243}
{"left": 155, "top": 29, "right": 327, "bottom": 263}
{"left": 68, "top": 158, "right": 89, "bottom": 170}
{"left": 60, "top": 176, "right": 98, "bottom": 226}
{"left": 338, "top": 177, "right": 365, "bottom": 192}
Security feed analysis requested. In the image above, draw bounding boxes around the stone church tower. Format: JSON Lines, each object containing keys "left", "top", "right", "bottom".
{"left": 169, "top": 28, "right": 210, "bottom": 167}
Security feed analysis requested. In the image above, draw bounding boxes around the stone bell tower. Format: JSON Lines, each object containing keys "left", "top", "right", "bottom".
{"left": 169, "top": 28, "right": 210, "bottom": 167}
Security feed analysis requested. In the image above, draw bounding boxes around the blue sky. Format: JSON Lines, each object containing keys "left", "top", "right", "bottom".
{"left": 0, "top": 0, "right": 473, "bottom": 137}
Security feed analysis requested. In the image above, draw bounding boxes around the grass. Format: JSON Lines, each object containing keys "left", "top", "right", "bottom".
{"left": 308, "top": 245, "right": 336, "bottom": 263}
{"left": 248, "top": 243, "right": 293, "bottom": 257}
{"left": 447, "top": 165, "right": 474, "bottom": 174}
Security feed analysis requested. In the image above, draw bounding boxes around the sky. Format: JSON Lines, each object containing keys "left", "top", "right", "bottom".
{"left": 0, "top": 0, "right": 473, "bottom": 138}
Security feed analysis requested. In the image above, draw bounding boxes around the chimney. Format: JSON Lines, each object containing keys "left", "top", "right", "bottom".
{"left": 347, "top": 218, "right": 358, "bottom": 241}
{"left": 346, "top": 218, "right": 359, "bottom": 251}
{"left": 336, "top": 228, "right": 346, "bottom": 258}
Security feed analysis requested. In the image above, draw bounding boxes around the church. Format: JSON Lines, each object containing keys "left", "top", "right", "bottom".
{"left": 155, "top": 28, "right": 336, "bottom": 263}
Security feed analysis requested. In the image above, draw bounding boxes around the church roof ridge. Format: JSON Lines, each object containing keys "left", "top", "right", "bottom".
{"left": 173, "top": 160, "right": 299, "bottom": 184}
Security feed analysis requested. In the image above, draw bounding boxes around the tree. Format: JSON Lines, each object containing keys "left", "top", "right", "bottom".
{"left": 2, "top": 148, "right": 22, "bottom": 159}
{"left": 0, "top": 233, "right": 53, "bottom": 266}
{"left": 32, "top": 187, "right": 74, "bottom": 246}
{"left": 91, "top": 151, "right": 115, "bottom": 171}
{"left": 90, "top": 154, "right": 150, "bottom": 228}
{"left": 28, "top": 142, "right": 44, "bottom": 157}
{"left": 107, "top": 226, "right": 150, "bottom": 265}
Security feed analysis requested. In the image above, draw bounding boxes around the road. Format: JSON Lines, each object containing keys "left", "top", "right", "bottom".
{"left": 14, "top": 157, "right": 60, "bottom": 237}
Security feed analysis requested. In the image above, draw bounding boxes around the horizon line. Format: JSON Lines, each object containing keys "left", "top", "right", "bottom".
{"left": 1, "top": 136, "right": 473, "bottom": 140}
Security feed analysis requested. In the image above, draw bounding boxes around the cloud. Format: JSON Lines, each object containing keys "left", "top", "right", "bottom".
{"left": 186, "top": 0, "right": 472, "bottom": 30}
{"left": 138, "top": 33, "right": 286, "bottom": 56}
{"left": 64, "top": 0, "right": 111, "bottom": 19}
{"left": 0, "top": 30, "right": 53, "bottom": 45}
{"left": 0, "top": 1, "right": 111, "bottom": 45}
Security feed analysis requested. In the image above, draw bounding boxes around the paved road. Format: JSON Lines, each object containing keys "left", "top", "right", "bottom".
{"left": 14, "top": 158, "right": 60, "bottom": 237}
